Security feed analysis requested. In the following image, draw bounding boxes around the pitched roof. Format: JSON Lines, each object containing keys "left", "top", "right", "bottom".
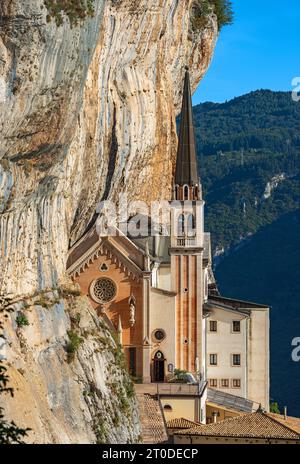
{"left": 167, "top": 418, "right": 201, "bottom": 429}
{"left": 205, "top": 300, "right": 251, "bottom": 317}
{"left": 177, "top": 411, "right": 300, "bottom": 440}
{"left": 175, "top": 69, "right": 199, "bottom": 186}
{"left": 268, "top": 413, "right": 300, "bottom": 435}
{"left": 209, "top": 294, "right": 270, "bottom": 310}
{"left": 207, "top": 388, "right": 254, "bottom": 413}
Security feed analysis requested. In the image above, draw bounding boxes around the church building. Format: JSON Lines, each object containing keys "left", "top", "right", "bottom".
{"left": 66, "top": 70, "right": 270, "bottom": 413}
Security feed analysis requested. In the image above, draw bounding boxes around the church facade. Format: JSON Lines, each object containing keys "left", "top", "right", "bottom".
{"left": 66, "top": 71, "right": 270, "bottom": 412}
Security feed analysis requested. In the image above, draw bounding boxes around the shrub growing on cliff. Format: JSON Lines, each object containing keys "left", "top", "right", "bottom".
{"left": 16, "top": 312, "right": 29, "bottom": 328}
{"left": 44, "top": 0, "right": 95, "bottom": 27}
{"left": 211, "top": 0, "right": 233, "bottom": 29}
{"left": 191, "top": 0, "right": 233, "bottom": 31}
{"left": 66, "top": 330, "right": 83, "bottom": 362}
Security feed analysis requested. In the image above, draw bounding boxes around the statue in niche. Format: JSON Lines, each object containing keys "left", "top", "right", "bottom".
{"left": 129, "top": 295, "right": 136, "bottom": 327}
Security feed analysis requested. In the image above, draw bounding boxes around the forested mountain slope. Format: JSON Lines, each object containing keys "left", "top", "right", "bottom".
{"left": 193, "top": 90, "right": 300, "bottom": 254}
{"left": 194, "top": 90, "right": 300, "bottom": 416}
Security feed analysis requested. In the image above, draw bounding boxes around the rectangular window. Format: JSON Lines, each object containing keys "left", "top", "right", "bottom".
{"left": 232, "top": 379, "right": 241, "bottom": 388}
{"left": 209, "top": 321, "right": 218, "bottom": 332}
{"left": 232, "top": 354, "right": 241, "bottom": 366}
{"left": 209, "top": 354, "right": 218, "bottom": 366}
{"left": 129, "top": 347, "right": 136, "bottom": 377}
{"left": 221, "top": 379, "right": 229, "bottom": 388}
{"left": 232, "top": 321, "right": 241, "bottom": 333}
{"left": 209, "top": 379, "right": 218, "bottom": 388}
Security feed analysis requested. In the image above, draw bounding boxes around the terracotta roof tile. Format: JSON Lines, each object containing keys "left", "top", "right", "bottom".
{"left": 167, "top": 418, "right": 201, "bottom": 429}
{"left": 177, "top": 412, "right": 300, "bottom": 440}
{"left": 268, "top": 413, "right": 300, "bottom": 435}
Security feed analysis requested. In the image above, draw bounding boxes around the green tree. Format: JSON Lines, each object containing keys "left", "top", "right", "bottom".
{"left": 0, "top": 307, "right": 30, "bottom": 444}
{"left": 173, "top": 369, "right": 189, "bottom": 383}
{"left": 270, "top": 402, "right": 281, "bottom": 415}
{"left": 210, "top": 0, "right": 234, "bottom": 29}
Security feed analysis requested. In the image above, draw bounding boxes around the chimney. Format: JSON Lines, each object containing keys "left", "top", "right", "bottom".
{"left": 284, "top": 406, "right": 288, "bottom": 420}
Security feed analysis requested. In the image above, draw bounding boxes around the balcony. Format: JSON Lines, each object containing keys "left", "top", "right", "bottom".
{"left": 135, "top": 383, "right": 203, "bottom": 396}
{"left": 177, "top": 238, "right": 196, "bottom": 247}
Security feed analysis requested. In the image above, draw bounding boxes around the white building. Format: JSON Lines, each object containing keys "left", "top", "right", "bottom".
{"left": 205, "top": 295, "right": 270, "bottom": 410}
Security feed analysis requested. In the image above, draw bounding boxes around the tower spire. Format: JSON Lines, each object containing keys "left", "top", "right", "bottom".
{"left": 175, "top": 68, "right": 199, "bottom": 188}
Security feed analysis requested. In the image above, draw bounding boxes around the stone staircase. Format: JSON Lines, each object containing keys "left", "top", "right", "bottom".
{"left": 136, "top": 393, "right": 169, "bottom": 444}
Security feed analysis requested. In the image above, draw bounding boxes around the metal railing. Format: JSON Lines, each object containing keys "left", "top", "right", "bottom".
{"left": 177, "top": 238, "right": 196, "bottom": 247}
{"left": 135, "top": 383, "right": 200, "bottom": 396}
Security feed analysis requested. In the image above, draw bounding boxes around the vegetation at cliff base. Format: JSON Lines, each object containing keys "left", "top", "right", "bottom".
{"left": 0, "top": 308, "right": 29, "bottom": 443}
{"left": 44, "top": 0, "right": 95, "bottom": 27}
{"left": 0, "top": 365, "right": 29, "bottom": 444}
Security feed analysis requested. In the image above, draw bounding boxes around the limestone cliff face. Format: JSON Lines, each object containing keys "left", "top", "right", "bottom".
{"left": 0, "top": 0, "right": 218, "bottom": 443}
{"left": 0, "top": 0, "right": 217, "bottom": 297}
{"left": 1, "top": 292, "right": 140, "bottom": 443}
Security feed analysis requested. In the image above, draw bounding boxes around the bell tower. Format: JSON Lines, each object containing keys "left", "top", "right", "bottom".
{"left": 170, "top": 68, "right": 205, "bottom": 378}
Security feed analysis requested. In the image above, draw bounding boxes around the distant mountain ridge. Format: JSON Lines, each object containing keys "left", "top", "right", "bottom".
{"left": 191, "top": 90, "right": 300, "bottom": 254}
{"left": 194, "top": 89, "right": 300, "bottom": 156}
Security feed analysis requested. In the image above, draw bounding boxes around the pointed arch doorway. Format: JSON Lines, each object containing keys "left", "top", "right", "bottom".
{"left": 152, "top": 351, "right": 166, "bottom": 382}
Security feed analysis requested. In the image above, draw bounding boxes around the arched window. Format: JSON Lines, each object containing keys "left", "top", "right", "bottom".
{"left": 163, "top": 404, "right": 173, "bottom": 412}
{"left": 184, "top": 185, "right": 189, "bottom": 200}
{"left": 195, "top": 186, "right": 199, "bottom": 199}
{"left": 175, "top": 185, "right": 179, "bottom": 200}
{"left": 177, "top": 214, "right": 185, "bottom": 237}
{"left": 154, "top": 350, "right": 164, "bottom": 360}
{"left": 186, "top": 214, "right": 196, "bottom": 237}
{"left": 153, "top": 350, "right": 166, "bottom": 382}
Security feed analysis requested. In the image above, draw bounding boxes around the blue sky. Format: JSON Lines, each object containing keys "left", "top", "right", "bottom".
{"left": 193, "top": 0, "right": 300, "bottom": 105}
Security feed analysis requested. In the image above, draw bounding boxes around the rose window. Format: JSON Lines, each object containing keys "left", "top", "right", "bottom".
{"left": 154, "top": 329, "right": 166, "bottom": 342}
{"left": 90, "top": 278, "right": 117, "bottom": 304}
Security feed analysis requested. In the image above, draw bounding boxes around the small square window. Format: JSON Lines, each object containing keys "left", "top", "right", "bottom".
{"left": 210, "top": 321, "right": 217, "bottom": 332}
{"left": 232, "top": 379, "right": 241, "bottom": 388}
{"left": 221, "top": 379, "right": 229, "bottom": 388}
{"left": 209, "top": 354, "right": 218, "bottom": 366}
{"left": 232, "top": 321, "right": 241, "bottom": 333}
{"left": 232, "top": 354, "right": 241, "bottom": 366}
{"left": 209, "top": 379, "right": 218, "bottom": 388}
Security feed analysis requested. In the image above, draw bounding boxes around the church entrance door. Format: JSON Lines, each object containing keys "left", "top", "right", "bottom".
{"left": 153, "top": 351, "right": 165, "bottom": 382}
